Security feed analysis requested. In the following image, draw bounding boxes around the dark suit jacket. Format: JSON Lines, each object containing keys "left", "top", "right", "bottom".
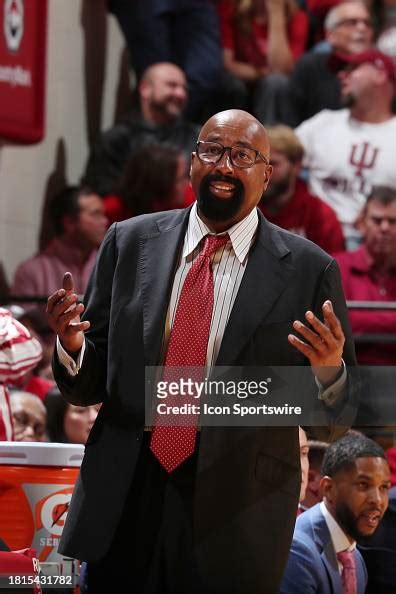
{"left": 280, "top": 503, "right": 367, "bottom": 594}
{"left": 54, "top": 208, "right": 357, "bottom": 594}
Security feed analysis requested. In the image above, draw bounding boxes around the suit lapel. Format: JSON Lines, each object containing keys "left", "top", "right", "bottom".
{"left": 216, "top": 216, "right": 293, "bottom": 366}
{"left": 311, "top": 507, "right": 343, "bottom": 594}
{"left": 139, "top": 209, "right": 190, "bottom": 365}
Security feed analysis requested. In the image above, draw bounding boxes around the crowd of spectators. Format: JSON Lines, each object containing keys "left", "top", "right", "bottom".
{"left": 1, "top": 0, "right": 396, "bottom": 590}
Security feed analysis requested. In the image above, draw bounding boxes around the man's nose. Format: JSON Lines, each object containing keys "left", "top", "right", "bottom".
{"left": 175, "top": 85, "right": 187, "bottom": 101}
{"left": 368, "top": 486, "right": 386, "bottom": 507}
{"left": 380, "top": 219, "right": 390, "bottom": 232}
{"left": 87, "top": 407, "right": 98, "bottom": 424}
{"left": 214, "top": 148, "right": 234, "bottom": 173}
{"left": 23, "top": 425, "right": 36, "bottom": 440}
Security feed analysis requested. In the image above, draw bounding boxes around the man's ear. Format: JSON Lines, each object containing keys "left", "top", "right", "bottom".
{"left": 139, "top": 79, "right": 150, "bottom": 100}
{"left": 62, "top": 214, "right": 79, "bottom": 235}
{"left": 263, "top": 164, "right": 273, "bottom": 190}
{"left": 190, "top": 152, "right": 196, "bottom": 177}
{"left": 320, "top": 475, "right": 334, "bottom": 502}
{"left": 355, "top": 208, "right": 366, "bottom": 233}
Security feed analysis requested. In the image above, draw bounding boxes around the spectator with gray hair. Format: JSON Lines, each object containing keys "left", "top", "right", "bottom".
{"left": 282, "top": 0, "right": 374, "bottom": 126}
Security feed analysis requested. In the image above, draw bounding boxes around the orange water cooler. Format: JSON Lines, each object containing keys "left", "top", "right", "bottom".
{"left": 0, "top": 442, "right": 84, "bottom": 589}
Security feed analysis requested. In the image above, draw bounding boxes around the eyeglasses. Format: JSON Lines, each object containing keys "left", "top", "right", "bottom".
{"left": 333, "top": 17, "right": 372, "bottom": 29}
{"left": 196, "top": 141, "right": 269, "bottom": 169}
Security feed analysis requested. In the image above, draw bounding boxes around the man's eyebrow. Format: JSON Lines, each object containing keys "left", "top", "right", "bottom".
{"left": 355, "top": 473, "right": 391, "bottom": 484}
{"left": 205, "top": 135, "right": 253, "bottom": 148}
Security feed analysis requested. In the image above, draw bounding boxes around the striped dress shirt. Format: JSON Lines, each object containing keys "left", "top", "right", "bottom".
{"left": 164, "top": 202, "right": 258, "bottom": 368}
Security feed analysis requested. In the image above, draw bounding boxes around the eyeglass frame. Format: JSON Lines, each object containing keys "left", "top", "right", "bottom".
{"left": 195, "top": 140, "right": 269, "bottom": 169}
{"left": 331, "top": 17, "right": 372, "bottom": 29}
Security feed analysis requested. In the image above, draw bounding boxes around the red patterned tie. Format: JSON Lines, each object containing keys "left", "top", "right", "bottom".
{"left": 337, "top": 550, "right": 357, "bottom": 594}
{"left": 150, "top": 234, "right": 229, "bottom": 472}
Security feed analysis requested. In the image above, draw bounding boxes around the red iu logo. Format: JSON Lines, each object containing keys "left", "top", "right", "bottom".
{"left": 349, "top": 142, "right": 379, "bottom": 177}
{"left": 3, "top": 0, "right": 24, "bottom": 53}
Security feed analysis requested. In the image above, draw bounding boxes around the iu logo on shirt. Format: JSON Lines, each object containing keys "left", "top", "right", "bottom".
{"left": 350, "top": 142, "right": 379, "bottom": 177}
{"left": 3, "top": 0, "right": 24, "bottom": 53}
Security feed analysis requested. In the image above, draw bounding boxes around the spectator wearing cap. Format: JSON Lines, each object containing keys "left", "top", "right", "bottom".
{"left": 283, "top": 1, "right": 374, "bottom": 126}
{"left": 280, "top": 432, "right": 391, "bottom": 594}
{"left": 296, "top": 48, "right": 396, "bottom": 248}
{"left": 259, "top": 124, "right": 345, "bottom": 253}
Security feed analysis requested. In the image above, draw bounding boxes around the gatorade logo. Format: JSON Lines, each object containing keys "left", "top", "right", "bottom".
{"left": 35, "top": 488, "right": 73, "bottom": 537}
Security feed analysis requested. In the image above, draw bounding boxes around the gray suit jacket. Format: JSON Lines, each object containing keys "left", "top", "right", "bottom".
{"left": 280, "top": 503, "right": 367, "bottom": 594}
{"left": 54, "top": 207, "right": 357, "bottom": 594}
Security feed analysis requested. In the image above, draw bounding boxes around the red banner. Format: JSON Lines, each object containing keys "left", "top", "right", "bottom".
{"left": 0, "top": 0, "right": 48, "bottom": 143}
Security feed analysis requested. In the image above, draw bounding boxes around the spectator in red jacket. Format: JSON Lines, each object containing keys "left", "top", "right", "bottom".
{"left": 217, "top": 0, "right": 309, "bottom": 123}
{"left": 259, "top": 125, "right": 345, "bottom": 253}
{"left": 335, "top": 185, "right": 396, "bottom": 364}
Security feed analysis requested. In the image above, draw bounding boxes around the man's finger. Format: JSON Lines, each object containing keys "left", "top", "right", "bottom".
{"left": 322, "top": 301, "right": 344, "bottom": 341}
{"left": 47, "top": 289, "right": 66, "bottom": 314}
{"left": 63, "top": 272, "right": 74, "bottom": 292}
{"left": 57, "top": 303, "right": 85, "bottom": 332}
{"left": 292, "top": 321, "right": 327, "bottom": 351}
{"left": 304, "top": 312, "right": 334, "bottom": 345}
{"left": 288, "top": 334, "right": 316, "bottom": 362}
{"left": 69, "top": 320, "right": 90, "bottom": 332}
{"left": 51, "top": 293, "right": 79, "bottom": 319}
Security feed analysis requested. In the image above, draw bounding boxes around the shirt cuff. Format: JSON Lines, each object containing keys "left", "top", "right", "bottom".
{"left": 56, "top": 336, "right": 85, "bottom": 376}
{"left": 316, "top": 360, "right": 347, "bottom": 407}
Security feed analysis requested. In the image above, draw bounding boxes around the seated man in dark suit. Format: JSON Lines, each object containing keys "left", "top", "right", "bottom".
{"left": 47, "top": 109, "right": 356, "bottom": 594}
{"left": 280, "top": 432, "right": 391, "bottom": 594}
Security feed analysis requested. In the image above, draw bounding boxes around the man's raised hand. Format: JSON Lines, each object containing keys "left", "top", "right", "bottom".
{"left": 288, "top": 300, "right": 345, "bottom": 387}
{"left": 46, "top": 272, "right": 90, "bottom": 354}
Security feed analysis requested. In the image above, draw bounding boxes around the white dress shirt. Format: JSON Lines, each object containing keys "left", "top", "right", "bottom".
{"left": 320, "top": 500, "right": 356, "bottom": 574}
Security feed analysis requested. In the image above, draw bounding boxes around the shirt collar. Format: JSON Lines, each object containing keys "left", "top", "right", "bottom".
{"left": 320, "top": 501, "right": 356, "bottom": 553}
{"left": 183, "top": 202, "right": 258, "bottom": 263}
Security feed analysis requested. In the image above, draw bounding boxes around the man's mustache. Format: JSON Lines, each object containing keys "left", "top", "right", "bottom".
{"left": 203, "top": 174, "right": 243, "bottom": 189}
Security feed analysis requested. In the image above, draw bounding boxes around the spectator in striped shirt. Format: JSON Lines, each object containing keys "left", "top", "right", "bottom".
{"left": 0, "top": 308, "right": 42, "bottom": 440}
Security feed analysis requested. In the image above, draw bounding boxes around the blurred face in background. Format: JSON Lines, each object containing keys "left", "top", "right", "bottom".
{"left": 11, "top": 391, "right": 47, "bottom": 442}
{"left": 142, "top": 63, "right": 188, "bottom": 121}
{"left": 63, "top": 403, "right": 101, "bottom": 444}
{"left": 359, "top": 199, "right": 396, "bottom": 260}
{"left": 326, "top": 2, "right": 373, "bottom": 54}
{"left": 171, "top": 155, "right": 189, "bottom": 206}
{"left": 299, "top": 427, "right": 310, "bottom": 502}
{"left": 76, "top": 193, "right": 108, "bottom": 249}
{"left": 339, "top": 62, "right": 385, "bottom": 106}
{"left": 265, "top": 150, "right": 298, "bottom": 200}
